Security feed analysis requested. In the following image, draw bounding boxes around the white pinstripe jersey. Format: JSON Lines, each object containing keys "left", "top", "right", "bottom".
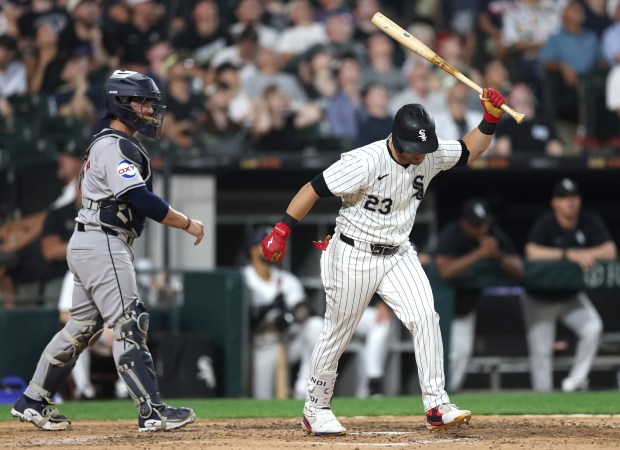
{"left": 323, "top": 138, "right": 464, "bottom": 246}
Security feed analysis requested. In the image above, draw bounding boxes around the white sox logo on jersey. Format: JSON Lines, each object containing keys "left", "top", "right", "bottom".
{"left": 412, "top": 175, "right": 425, "bottom": 200}
{"left": 117, "top": 159, "right": 137, "bottom": 179}
{"left": 418, "top": 129, "right": 427, "bottom": 141}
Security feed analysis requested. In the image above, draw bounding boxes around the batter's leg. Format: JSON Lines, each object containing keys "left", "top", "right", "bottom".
{"left": 521, "top": 295, "right": 559, "bottom": 392}
{"left": 560, "top": 292, "right": 603, "bottom": 392}
{"left": 302, "top": 238, "right": 384, "bottom": 435}
{"left": 378, "top": 251, "right": 450, "bottom": 411}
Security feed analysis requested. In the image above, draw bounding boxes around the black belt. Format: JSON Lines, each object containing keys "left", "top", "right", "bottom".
{"left": 77, "top": 222, "right": 119, "bottom": 236}
{"left": 340, "top": 233, "right": 399, "bottom": 256}
{"left": 76, "top": 223, "right": 134, "bottom": 246}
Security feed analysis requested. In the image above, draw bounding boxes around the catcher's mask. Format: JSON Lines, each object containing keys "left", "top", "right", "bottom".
{"left": 391, "top": 104, "right": 438, "bottom": 154}
{"left": 103, "top": 70, "right": 166, "bottom": 139}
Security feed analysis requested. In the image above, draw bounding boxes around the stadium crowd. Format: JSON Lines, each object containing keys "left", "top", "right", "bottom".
{"left": 0, "top": 0, "right": 618, "bottom": 164}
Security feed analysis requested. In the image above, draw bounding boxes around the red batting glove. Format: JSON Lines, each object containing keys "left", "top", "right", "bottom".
{"left": 261, "top": 222, "right": 291, "bottom": 263}
{"left": 312, "top": 234, "right": 331, "bottom": 251}
{"left": 480, "top": 88, "right": 506, "bottom": 123}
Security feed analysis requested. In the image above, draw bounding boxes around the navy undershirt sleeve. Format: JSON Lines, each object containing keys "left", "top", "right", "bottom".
{"left": 311, "top": 173, "right": 335, "bottom": 198}
{"left": 126, "top": 186, "right": 170, "bottom": 222}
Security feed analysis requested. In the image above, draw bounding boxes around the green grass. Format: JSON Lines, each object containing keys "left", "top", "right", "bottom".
{"left": 3, "top": 391, "right": 620, "bottom": 421}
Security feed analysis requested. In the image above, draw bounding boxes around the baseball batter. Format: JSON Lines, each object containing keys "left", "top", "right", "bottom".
{"left": 262, "top": 89, "right": 508, "bottom": 434}
{"left": 11, "top": 70, "right": 204, "bottom": 432}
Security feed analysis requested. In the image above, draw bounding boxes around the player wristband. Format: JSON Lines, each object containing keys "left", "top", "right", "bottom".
{"left": 478, "top": 118, "right": 498, "bottom": 135}
{"left": 183, "top": 217, "right": 191, "bottom": 231}
{"left": 281, "top": 212, "right": 298, "bottom": 230}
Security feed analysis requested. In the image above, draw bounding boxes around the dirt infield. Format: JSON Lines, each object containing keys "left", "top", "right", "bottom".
{"left": 1, "top": 415, "right": 620, "bottom": 449}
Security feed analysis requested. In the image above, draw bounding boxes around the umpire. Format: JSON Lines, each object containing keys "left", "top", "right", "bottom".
{"left": 11, "top": 70, "right": 204, "bottom": 432}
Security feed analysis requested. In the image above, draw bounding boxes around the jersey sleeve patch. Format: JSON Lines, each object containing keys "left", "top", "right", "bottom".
{"left": 117, "top": 159, "right": 138, "bottom": 179}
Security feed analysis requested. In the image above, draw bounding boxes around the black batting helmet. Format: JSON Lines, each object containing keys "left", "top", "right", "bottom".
{"left": 391, "top": 104, "right": 438, "bottom": 154}
{"left": 103, "top": 70, "right": 166, "bottom": 139}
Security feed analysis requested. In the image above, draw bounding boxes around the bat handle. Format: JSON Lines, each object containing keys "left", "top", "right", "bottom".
{"left": 500, "top": 103, "right": 525, "bottom": 124}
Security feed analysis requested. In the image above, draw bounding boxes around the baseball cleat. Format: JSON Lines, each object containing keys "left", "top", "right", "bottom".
{"left": 138, "top": 405, "right": 196, "bottom": 432}
{"left": 426, "top": 403, "right": 471, "bottom": 432}
{"left": 11, "top": 394, "right": 72, "bottom": 431}
{"left": 301, "top": 406, "right": 347, "bottom": 435}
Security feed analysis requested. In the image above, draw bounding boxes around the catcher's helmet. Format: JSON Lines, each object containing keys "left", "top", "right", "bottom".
{"left": 391, "top": 104, "right": 438, "bottom": 154}
{"left": 103, "top": 70, "right": 166, "bottom": 139}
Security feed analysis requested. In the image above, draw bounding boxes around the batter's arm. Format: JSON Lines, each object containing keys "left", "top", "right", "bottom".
{"left": 462, "top": 128, "right": 494, "bottom": 164}
{"left": 285, "top": 182, "right": 321, "bottom": 222}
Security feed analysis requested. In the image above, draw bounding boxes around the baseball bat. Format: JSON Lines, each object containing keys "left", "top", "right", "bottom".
{"left": 275, "top": 341, "right": 289, "bottom": 399}
{"left": 371, "top": 12, "right": 525, "bottom": 124}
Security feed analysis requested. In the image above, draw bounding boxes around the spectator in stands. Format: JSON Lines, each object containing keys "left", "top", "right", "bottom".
{"left": 314, "top": 0, "right": 350, "bottom": 22}
{"left": 171, "top": 0, "right": 229, "bottom": 68}
{"left": 390, "top": 60, "right": 443, "bottom": 117}
{"left": 229, "top": 0, "right": 279, "bottom": 50}
{"left": 160, "top": 55, "right": 205, "bottom": 149}
{"left": 433, "top": 83, "right": 482, "bottom": 141}
{"left": 324, "top": 9, "right": 364, "bottom": 62}
{"left": 193, "top": 81, "right": 247, "bottom": 155}
{"left": 0, "top": 142, "right": 83, "bottom": 307}
{"left": 53, "top": 50, "right": 98, "bottom": 126}
{"left": 276, "top": 0, "right": 327, "bottom": 65}
{"left": 0, "top": 34, "right": 27, "bottom": 121}
{"left": 540, "top": 0, "right": 601, "bottom": 153}
{"left": 481, "top": 58, "right": 512, "bottom": 99}
{"left": 434, "top": 198, "right": 524, "bottom": 391}
{"left": 434, "top": 33, "right": 478, "bottom": 92}
{"left": 243, "top": 225, "right": 324, "bottom": 399}
{"left": 59, "top": 0, "right": 114, "bottom": 72}
{"left": 110, "top": 0, "right": 166, "bottom": 73}
{"left": 523, "top": 178, "right": 616, "bottom": 392}
{"left": 295, "top": 44, "right": 337, "bottom": 103}
{"left": 0, "top": 34, "right": 26, "bottom": 97}
{"left": 241, "top": 46, "right": 308, "bottom": 104}
{"left": 250, "top": 84, "right": 321, "bottom": 152}
{"left": 581, "top": 0, "right": 612, "bottom": 37}
{"left": 24, "top": 22, "right": 63, "bottom": 94}
{"left": 502, "top": 0, "right": 562, "bottom": 88}
{"left": 325, "top": 52, "right": 362, "bottom": 140}
{"left": 210, "top": 24, "right": 259, "bottom": 75}
{"left": 603, "top": 3, "right": 620, "bottom": 122}
{"left": 17, "top": 0, "right": 69, "bottom": 44}
{"left": 355, "top": 81, "right": 391, "bottom": 148}
{"left": 474, "top": 0, "right": 512, "bottom": 68}
{"left": 214, "top": 62, "right": 253, "bottom": 127}
{"left": 145, "top": 38, "right": 174, "bottom": 88}
{"left": 400, "top": 21, "right": 437, "bottom": 78}
{"left": 491, "top": 83, "right": 564, "bottom": 156}
{"left": 352, "top": 0, "right": 382, "bottom": 43}
{"left": 361, "top": 32, "right": 406, "bottom": 97}
{"left": 0, "top": 2, "right": 21, "bottom": 38}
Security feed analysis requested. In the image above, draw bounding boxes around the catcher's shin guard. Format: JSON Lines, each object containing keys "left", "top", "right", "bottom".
{"left": 113, "top": 301, "right": 163, "bottom": 419}
{"left": 26, "top": 316, "right": 104, "bottom": 400}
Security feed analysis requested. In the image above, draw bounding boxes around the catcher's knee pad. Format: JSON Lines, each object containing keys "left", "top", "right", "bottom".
{"left": 30, "top": 316, "right": 105, "bottom": 398}
{"left": 114, "top": 301, "right": 162, "bottom": 418}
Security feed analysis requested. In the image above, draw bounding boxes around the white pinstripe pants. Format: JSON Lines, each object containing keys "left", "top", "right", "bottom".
{"left": 311, "top": 232, "right": 450, "bottom": 411}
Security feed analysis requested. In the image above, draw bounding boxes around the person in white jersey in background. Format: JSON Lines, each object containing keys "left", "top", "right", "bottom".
{"left": 261, "top": 88, "right": 508, "bottom": 434}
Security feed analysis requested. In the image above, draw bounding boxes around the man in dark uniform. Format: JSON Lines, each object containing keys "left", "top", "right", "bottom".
{"left": 434, "top": 198, "right": 524, "bottom": 391}
{"left": 523, "top": 178, "right": 616, "bottom": 392}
